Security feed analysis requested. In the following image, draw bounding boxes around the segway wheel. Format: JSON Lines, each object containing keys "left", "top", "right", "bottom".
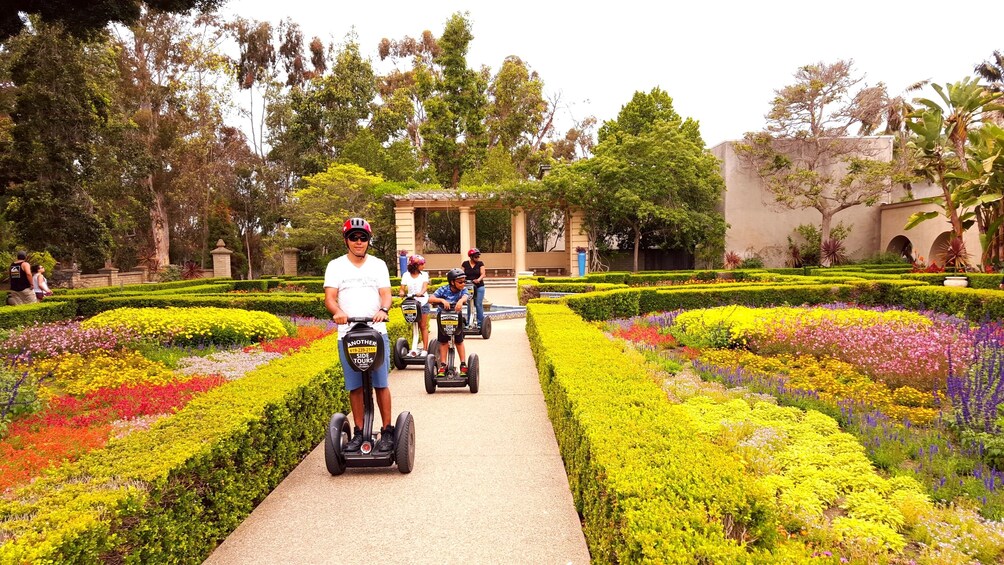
{"left": 393, "top": 338, "right": 408, "bottom": 370}
{"left": 324, "top": 413, "right": 350, "bottom": 476}
{"left": 394, "top": 411, "right": 415, "bottom": 474}
{"left": 480, "top": 317, "right": 492, "bottom": 339}
{"left": 423, "top": 354, "right": 437, "bottom": 394}
{"left": 467, "top": 353, "right": 479, "bottom": 394}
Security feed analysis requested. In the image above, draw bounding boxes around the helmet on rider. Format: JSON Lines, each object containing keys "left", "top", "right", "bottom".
{"left": 446, "top": 268, "right": 466, "bottom": 286}
{"left": 342, "top": 217, "right": 372, "bottom": 241}
{"left": 467, "top": 248, "right": 481, "bottom": 258}
{"left": 407, "top": 254, "right": 426, "bottom": 267}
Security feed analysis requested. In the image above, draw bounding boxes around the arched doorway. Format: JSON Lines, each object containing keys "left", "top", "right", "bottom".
{"left": 885, "top": 235, "right": 913, "bottom": 261}
{"left": 928, "top": 232, "right": 952, "bottom": 267}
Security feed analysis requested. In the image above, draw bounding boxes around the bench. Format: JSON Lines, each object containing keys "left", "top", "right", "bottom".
{"left": 529, "top": 267, "right": 567, "bottom": 277}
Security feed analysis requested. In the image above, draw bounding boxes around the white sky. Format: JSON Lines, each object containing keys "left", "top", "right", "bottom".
{"left": 221, "top": 0, "right": 1003, "bottom": 148}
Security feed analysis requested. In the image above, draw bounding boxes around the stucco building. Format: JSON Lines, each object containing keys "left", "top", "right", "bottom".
{"left": 711, "top": 137, "right": 981, "bottom": 268}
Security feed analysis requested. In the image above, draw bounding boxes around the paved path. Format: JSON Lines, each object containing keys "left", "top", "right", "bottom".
{"left": 204, "top": 313, "right": 590, "bottom": 564}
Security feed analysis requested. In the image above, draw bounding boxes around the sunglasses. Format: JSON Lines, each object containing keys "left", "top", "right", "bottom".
{"left": 346, "top": 234, "right": 370, "bottom": 242}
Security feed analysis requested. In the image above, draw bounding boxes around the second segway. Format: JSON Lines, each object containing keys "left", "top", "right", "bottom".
{"left": 424, "top": 306, "right": 479, "bottom": 394}
{"left": 324, "top": 317, "right": 415, "bottom": 475}
{"left": 392, "top": 295, "right": 426, "bottom": 369}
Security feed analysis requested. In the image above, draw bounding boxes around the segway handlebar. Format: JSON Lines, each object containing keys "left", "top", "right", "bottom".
{"left": 346, "top": 316, "right": 375, "bottom": 323}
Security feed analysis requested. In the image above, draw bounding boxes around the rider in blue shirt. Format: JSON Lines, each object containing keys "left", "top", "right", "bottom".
{"left": 428, "top": 268, "right": 470, "bottom": 377}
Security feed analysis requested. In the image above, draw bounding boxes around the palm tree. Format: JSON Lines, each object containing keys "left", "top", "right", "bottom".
{"left": 975, "top": 51, "right": 1004, "bottom": 93}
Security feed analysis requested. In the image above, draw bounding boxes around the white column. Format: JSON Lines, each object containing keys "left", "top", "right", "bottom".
{"left": 395, "top": 205, "right": 415, "bottom": 254}
{"left": 513, "top": 207, "right": 527, "bottom": 273}
{"left": 459, "top": 206, "right": 472, "bottom": 262}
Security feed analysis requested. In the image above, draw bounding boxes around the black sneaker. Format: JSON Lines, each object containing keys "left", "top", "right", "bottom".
{"left": 344, "top": 427, "right": 364, "bottom": 452}
{"left": 459, "top": 363, "right": 468, "bottom": 376}
{"left": 376, "top": 425, "right": 395, "bottom": 452}
{"left": 437, "top": 363, "right": 447, "bottom": 377}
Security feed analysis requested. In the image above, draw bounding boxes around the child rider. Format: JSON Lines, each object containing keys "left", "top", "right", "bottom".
{"left": 427, "top": 268, "right": 470, "bottom": 378}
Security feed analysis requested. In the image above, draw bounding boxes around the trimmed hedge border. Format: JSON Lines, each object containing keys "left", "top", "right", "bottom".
{"left": 0, "top": 301, "right": 77, "bottom": 329}
{"left": 526, "top": 302, "right": 807, "bottom": 562}
{"left": 0, "top": 311, "right": 408, "bottom": 563}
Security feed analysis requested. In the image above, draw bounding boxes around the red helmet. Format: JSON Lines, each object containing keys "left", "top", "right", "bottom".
{"left": 467, "top": 248, "right": 481, "bottom": 257}
{"left": 407, "top": 254, "right": 426, "bottom": 266}
{"left": 342, "top": 217, "right": 372, "bottom": 239}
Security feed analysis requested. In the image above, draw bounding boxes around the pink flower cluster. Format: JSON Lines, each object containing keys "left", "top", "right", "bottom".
{"left": 749, "top": 317, "right": 970, "bottom": 392}
{"left": 0, "top": 321, "right": 139, "bottom": 362}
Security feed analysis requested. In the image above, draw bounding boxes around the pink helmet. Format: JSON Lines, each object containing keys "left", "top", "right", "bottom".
{"left": 467, "top": 248, "right": 481, "bottom": 257}
{"left": 408, "top": 254, "right": 426, "bottom": 266}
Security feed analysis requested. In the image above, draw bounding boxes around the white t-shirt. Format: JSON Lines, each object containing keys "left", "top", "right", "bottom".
{"left": 401, "top": 271, "right": 429, "bottom": 305}
{"left": 323, "top": 254, "right": 391, "bottom": 338}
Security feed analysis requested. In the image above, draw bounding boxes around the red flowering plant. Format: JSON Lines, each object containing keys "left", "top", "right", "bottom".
{"left": 0, "top": 375, "right": 224, "bottom": 493}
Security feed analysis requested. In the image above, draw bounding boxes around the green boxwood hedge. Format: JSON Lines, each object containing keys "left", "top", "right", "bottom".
{"left": 0, "top": 301, "right": 77, "bottom": 329}
{"left": 526, "top": 302, "right": 809, "bottom": 562}
{"left": 0, "top": 312, "right": 409, "bottom": 563}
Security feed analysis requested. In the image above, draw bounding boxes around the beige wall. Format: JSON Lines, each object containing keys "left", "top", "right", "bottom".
{"left": 879, "top": 200, "right": 981, "bottom": 266}
{"left": 711, "top": 137, "right": 897, "bottom": 267}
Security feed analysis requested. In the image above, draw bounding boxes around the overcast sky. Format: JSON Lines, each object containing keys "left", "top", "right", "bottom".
{"left": 221, "top": 0, "right": 1003, "bottom": 148}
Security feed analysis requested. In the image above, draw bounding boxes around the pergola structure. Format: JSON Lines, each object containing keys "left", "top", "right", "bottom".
{"left": 391, "top": 191, "right": 588, "bottom": 277}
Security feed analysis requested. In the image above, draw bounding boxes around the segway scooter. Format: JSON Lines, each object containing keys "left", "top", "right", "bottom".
{"left": 392, "top": 295, "right": 426, "bottom": 369}
{"left": 325, "top": 317, "right": 415, "bottom": 475}
{"left": 424, "top": 305, "right": 479, "bottom": 393}
{"left": 462, "top": 283, "right": 492, "bottom": 339}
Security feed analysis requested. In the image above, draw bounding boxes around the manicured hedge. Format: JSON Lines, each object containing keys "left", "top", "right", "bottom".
{"left": 526, "top": 302, "right": 809, "bottom": 562}
{"left": 0, "top": 301, "right": 77, "bottom": 329}
{"left": 0, "top": 312, "right": 409, "bottom": 563}
{"left": 55, "top": 278, "right": 233, "bottom": 295}
{"left": 558, "top": 280, "right": 928, "bottom": 321}
{"left": 900, "top": 285, "right": 1004, "bottom": 321}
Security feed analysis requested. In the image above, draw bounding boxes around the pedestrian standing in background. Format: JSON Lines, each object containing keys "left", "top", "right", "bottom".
{"left": 32, "top": 265, "right": 52, "bottom": 301}
{"left": 7, "top": 251, "right": 36, "bottom": 305}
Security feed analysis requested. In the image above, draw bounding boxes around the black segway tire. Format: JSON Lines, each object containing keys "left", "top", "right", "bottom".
{"left": 424, "top": 354, "right": 437, "bottom": 394}
{"left": 481, "top": 317, "right": 492, "bottom": 339}
{"left": 324, "top": 413, "right": 350, "bottom": 476}
{"left": 393, "top": 338, "right": 408, "bottom": 370}
{"left": 467, "top": 353, "right": 479, "bottom": 393}
{"left": 394, "top": 411, "right": 415, "bottom": 474}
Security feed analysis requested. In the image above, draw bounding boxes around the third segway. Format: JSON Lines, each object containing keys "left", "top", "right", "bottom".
{"left": 462, "top": 282, "right": 492, "bottom": 339}
{"left": 424, "top": 306, "right": 479, "bottom": 393}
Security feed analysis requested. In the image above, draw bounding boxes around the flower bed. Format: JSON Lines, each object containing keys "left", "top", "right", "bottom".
{"left": 602, "top": 303, "right": 1004, "bottom": 561}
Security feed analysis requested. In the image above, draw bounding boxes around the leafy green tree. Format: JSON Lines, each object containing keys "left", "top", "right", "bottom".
{"left": 734, "top": 61, "right": 897, "bottom": 265}
{"left": 110, "top": 9, "right": 233, "bottom": 270}
{"left": 0, "top": 21, "right": 113, "bottom": 268}
{"left": 268, "top": 39, "right": 376, "bottom": 178}
{"left": 0, "top": 0, "right": 224, "bottom": 41}
{"left": 419, "top": 12, "right": 488, "bottom": 188}
{"left": 589, "top": 117, "right": 726, "bottom": 271}
{"left": 284, "top": 163, "right": 398, "bottom": 268}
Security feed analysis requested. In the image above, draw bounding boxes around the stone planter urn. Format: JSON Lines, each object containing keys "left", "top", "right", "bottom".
{"left": 943, "top": 275, "right": 969, "bottom": 288}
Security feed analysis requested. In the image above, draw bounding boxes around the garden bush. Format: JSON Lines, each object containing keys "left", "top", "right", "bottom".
{"left": 81, "top": 307, "right": 289, "bottom": 346}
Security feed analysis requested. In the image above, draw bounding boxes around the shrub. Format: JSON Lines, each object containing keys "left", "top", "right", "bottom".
{"left": 81, "top": 307, "right": 289, "bottom": 346}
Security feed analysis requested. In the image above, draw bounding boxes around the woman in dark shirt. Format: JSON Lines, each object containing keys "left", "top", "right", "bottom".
{"left": 462, "top": 248, "right": 486, "bottom": 327}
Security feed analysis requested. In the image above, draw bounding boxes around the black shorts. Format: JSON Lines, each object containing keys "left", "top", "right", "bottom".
{"left": 436, "top": 315, "right": 465, "bottom": 344}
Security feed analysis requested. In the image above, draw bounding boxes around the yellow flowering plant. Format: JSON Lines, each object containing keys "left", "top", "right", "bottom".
{"left": 81, "top": 307, "right": 289, "bottom": 346}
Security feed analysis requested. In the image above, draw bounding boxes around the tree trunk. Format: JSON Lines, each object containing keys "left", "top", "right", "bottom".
{"left": 633, "top": 227, "right": 641, "bottom": 272}
{"left": 819, "top": 212, "right": 832, "bottom": 267}
{"left": 149, "top": 185, "right": 170, "bottom": 270}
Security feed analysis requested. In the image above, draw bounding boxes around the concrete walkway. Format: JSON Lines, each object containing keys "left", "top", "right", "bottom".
{"left": 204, "top": 309, "right": 590, "bottom": 564}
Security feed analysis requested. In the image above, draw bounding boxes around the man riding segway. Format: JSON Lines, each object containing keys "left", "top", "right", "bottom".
{"left": 323, "top": 217, "right": 398, "bottom": 454}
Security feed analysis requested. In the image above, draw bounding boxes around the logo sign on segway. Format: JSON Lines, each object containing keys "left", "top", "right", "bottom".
{"left": 439, "top": 310, "right": 459, "bottom": 336}
{"left": 401, "top": 299, "right": 419, "bottom": 324}
{"left": 345, "top": 337, "right": 379, "bottom": 372}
